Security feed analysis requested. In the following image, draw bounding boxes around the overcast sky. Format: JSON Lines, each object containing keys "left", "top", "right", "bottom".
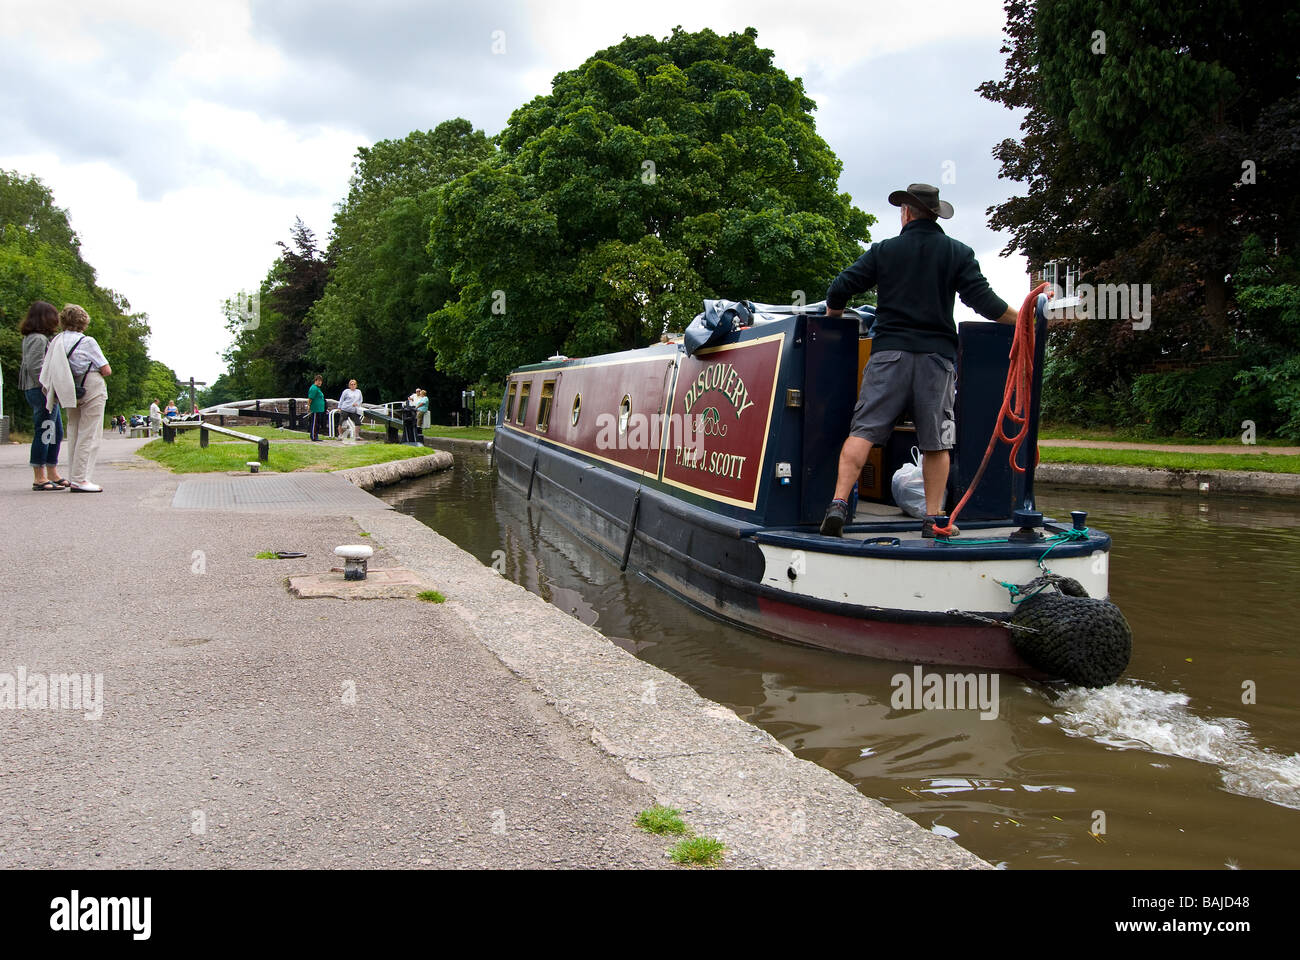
{"left": 1, "top": 0, "right": 1028, "bottom": 386}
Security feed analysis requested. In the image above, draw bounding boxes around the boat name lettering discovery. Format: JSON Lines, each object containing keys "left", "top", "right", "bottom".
{"left": 683, "top": 362, "right": 755, "bottom": 419}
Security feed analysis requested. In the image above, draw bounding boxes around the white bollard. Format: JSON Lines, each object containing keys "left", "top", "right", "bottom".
{"left": 334, "top": 544, "right": 374, "bottom": 581}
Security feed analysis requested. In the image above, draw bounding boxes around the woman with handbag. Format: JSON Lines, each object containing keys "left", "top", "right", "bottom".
{"left": 50, "top": 304, "right": 112, "bottom": 492}
{"left": 18, "top": 301, "right": 69, "bottom": 490}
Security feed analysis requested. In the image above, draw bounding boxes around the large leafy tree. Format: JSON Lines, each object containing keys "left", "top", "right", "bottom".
{"left": 980, "top": 1, "right": 1300, "bottom": 430}
{"left": 1, "top": 170, "right": 152, "bottom": 426}
{"left": 428, "top": 26, "right": 874, "bottom": 382}
{"left": 309, "top": 120, "right": 495, "bottom": 411}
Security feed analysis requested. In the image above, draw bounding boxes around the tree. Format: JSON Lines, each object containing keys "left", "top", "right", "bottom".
{"left": 1234, "top": 237, "right": 1300, "bottom": 440}
{"left": 309, "top": 120, "right": 495, "bottom": 412}
{"left": 1, "top": 170, "right": 153, "bottom": 426}
{"left": 428, "top": 26, "right": 874, "bottom": 382}
{"left": 220, "top": 219, "right": 329, "bottom": 399}
{"left": 138, "top": 360, "right": 181, "bottom": 410}
{"left": 262, "top": 219, "right": 328, "bottom": 392}
{"left": 980, "top": 0, "right": 1300, "bottom": 431}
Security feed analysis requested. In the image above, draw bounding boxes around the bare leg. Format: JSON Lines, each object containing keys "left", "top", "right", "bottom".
{"left": 32, "top": 465, "right": 47, "bottom": 484}
{"left": 834, "top": 436, "right": 873, "bottom": 501}
{"left": 921, "top": 449, "right": 950, "bottom": 515}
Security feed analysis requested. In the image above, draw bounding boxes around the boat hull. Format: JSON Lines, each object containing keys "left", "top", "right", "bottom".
{"left": 495, "top": 427, "right": 1098, "bottom": 673}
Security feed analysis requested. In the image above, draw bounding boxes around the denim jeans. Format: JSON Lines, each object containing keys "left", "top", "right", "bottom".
{"left": 25, "top": 386, "right": 62, "bottom": 466}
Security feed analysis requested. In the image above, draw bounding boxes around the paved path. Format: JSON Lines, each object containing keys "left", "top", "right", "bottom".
{"left": 0, "top": 435, "right": 986, "bottom": 869}
{"left": 171, "top": 473, "right": 390, "bottom": 512}
{"left": 1040, "top": 438, "right": 1300, "bottom": 455}
{"left": 0, "top": 439, "right": 667, "bottom": 868}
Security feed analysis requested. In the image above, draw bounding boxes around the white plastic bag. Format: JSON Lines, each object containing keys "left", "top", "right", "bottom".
{"left": 890, "top": 446, "right": 927, "bottom": 519}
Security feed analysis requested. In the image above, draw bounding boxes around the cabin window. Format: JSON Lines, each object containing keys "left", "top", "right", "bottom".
{"left": 618, "top": 394, "right": 631, "bottom": 435}
{"left": 505, "top": 381, "right": 517, "bottom": 423}
{"left": 537, "top": 380, "right": 556, "bottom": 432}
{"left": 517, "top": 382, "right": 531, "bottom": 425}
{"left": 571, "top": 393, "right": 582, "bottom": 426}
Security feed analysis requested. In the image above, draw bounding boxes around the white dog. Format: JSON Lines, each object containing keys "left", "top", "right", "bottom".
{"left": 340, "top": 417, "right": 358, "bottom": 444}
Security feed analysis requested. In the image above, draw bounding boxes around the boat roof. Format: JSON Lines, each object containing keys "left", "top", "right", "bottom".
{"left": 508, "top": 302, "right": 875, "bottom": 375}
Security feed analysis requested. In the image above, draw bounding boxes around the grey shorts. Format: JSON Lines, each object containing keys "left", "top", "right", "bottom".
{"left": 849, "top": 349, "right": 956, "bottom": 450}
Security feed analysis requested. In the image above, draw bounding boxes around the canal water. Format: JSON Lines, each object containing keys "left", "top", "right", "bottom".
{"left": 380, "top": 450, "right": 1300, "bottom": 869}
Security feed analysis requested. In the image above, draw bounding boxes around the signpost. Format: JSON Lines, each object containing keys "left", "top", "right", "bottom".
{"left": 186, "top": 377, "right": 207, "bottom": 414}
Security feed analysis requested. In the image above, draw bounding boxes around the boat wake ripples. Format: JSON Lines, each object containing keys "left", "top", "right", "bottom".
{"left": 1051, "top": 683, "right": 1300, "bottom": 810}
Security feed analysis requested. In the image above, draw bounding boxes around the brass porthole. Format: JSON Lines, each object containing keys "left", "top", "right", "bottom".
{"left": 571, "top": 393, "right": 582, "bottom": 426}
{"left": 618, "top": 394, "right": 631, "bottom": 435}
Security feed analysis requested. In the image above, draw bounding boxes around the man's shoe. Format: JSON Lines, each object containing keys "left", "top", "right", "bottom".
{"left": 820, "top": 499, "right": 849, "bottom": 537}
{"left": 922, "top": 516, "right": 958, "bottom": 539}
{"left": 69, "top": 482, "right": 103, "bottom": 493}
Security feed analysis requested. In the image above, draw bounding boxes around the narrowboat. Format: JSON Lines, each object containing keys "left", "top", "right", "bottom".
{"left": 494, "top": 294, "right": 1131, "bottom": 685}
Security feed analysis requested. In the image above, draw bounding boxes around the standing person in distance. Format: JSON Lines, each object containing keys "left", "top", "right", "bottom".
{"left": 338, "top": 378, "right": 363, "bottom": 443}
{"left": 19, "top": 301, "right": 68, "bottom": 490}
{"left": 308, "top": 375, "right": 326, "bottom": 442}
{"left": 149, "top": 398, "right": 162, "bottom": 436}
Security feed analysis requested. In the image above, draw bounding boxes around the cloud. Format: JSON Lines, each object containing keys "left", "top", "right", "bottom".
{"left": 223, "top": 0, "right": 545, "bottom": 141}
{"left": 1, "top": 0, "right": 1031, "bottom": 382}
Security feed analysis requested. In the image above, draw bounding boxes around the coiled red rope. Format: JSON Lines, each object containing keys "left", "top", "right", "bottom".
{"left": 934, "top": 283, "right": 1049, "bottom": 537}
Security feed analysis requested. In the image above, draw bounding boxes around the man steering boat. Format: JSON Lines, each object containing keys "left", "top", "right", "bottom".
{"left": 820, "top": 182, "right": 1020, "bottom": 539}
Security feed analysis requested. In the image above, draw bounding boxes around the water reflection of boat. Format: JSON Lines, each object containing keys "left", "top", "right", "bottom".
{"left": 495, "top": 296, "right": 1120, "bottom": 680}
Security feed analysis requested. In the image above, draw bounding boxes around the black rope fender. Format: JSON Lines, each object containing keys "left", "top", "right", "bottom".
{"left": 1008, "top": 575, "right": 1133, "bottom": 687}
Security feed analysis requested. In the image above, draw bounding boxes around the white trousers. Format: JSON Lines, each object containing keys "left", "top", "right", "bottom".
{"left": 66, "top": 371, "right": 108, "bottom": 484}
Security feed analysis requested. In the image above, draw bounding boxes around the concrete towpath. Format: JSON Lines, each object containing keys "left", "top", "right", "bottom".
{"left": 0, "top": 431, "right": 986, "bottom": 869}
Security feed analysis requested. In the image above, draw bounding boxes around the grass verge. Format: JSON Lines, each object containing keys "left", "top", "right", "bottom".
{"left": 136, "top": 430, "right": 428, "bottom": 473}
{"left": 1039, "top": 446, "right": 1300, "bottom": 474}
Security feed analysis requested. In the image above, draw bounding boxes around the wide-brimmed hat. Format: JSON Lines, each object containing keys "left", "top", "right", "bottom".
{"left": 888, "top": 183, "right": 954, "bottom": 219}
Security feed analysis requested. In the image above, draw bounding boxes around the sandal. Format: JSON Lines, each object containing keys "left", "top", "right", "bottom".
{"left": 32, "top": 481, "right": 57, "bottom": 491}
{"left": 51, "top": 477, "right": 71, "bottom": 487}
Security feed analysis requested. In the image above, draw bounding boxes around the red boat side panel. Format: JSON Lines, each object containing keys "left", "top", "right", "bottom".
{"left": 502, "top": 353, "right": 677, "bottom": 477}
{"left": 660, "top": 333, "right": 784, "bottom": 509}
